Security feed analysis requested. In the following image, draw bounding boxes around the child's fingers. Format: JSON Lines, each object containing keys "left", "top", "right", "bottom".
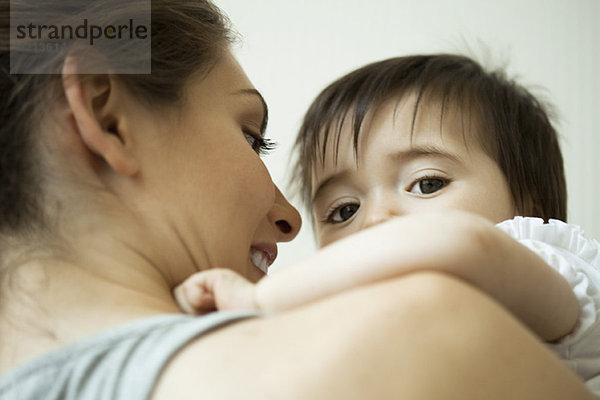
{"left": 174, "top": 276, "right": 217, "bottom": 315}
{"left": 174, "top": 268, "right": 257, "bottom": 314}
{"left": 173, "top": 284, "right": 196, "bottom": 314}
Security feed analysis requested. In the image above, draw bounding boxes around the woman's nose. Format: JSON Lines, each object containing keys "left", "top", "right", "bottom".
{"left": 268, "top": 186, "right": 302, "bottom": 242}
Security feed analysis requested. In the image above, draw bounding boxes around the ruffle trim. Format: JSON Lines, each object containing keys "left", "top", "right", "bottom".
{"left": 496, "top": 217, "right": 600, "bottom": 348}
{"left": 496, "top": 217, "right": 600, "bottom": 268}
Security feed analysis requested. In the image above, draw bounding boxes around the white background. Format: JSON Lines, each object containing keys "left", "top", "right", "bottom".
{"left": 214, "top": 0, "right": 600, "bottom": 271}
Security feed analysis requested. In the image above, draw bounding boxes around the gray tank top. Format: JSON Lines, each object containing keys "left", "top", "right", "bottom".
{"left": 0, "top": 311, "right": 258, "bottom": 400}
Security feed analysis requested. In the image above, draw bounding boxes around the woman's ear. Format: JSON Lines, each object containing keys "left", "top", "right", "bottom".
{"left": 61, "top": 56, "right": 139, "bottom": 176}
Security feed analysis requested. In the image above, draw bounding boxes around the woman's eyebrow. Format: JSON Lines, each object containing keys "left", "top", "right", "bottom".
{"left": 232, "top": 88, "right": 269, "bottom": 135}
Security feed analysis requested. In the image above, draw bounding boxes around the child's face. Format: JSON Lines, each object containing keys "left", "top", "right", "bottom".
{"left": 310, "top": 94, "right": 516, "bottom": 247}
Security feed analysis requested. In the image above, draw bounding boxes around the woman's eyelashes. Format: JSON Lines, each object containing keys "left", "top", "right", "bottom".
{"left": 243, "top": 129, "right": 277, "bottom": 156}
{"left": 323, "top": 202, "right": 360, "bottom": 224}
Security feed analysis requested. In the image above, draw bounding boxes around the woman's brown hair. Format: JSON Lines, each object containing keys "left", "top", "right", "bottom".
{"left": 0, "top": 0, "right": 233, "bottom": 234}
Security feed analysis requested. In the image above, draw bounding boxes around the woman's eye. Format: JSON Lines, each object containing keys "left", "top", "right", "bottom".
{"left": 409, "top": 177, "right": 446, "bottom": 195}
{"left": 325, "top": 203, "right": 359, "bottom": 224}
{"left": 243, "top": 131, "right": 277, "bottom": 156}
{"left": 244, "top": 132, "right": 257, "bottom": 147}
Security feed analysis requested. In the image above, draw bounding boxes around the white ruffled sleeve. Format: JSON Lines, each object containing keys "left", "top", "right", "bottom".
{"left": 496, "top": 217, "right": 600, "bottom": 391}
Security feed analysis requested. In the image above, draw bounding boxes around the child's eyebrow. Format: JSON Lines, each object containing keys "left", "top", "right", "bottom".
{"left": 312, "top": 170, "right": 351, "bottom": 204}
{"left": 387, "top": 145, "right": 463, "bottom": 164}
{"left": 311, "top": 145, "right": 462, "bottom": 203}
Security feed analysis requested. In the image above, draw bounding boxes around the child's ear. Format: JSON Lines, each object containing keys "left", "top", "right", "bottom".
{"left": 61, "top": 56, "right": 138, "bottom": 176}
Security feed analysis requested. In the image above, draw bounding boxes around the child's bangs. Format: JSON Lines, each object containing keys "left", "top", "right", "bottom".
{"left": 293, "top": 64, "right": 488, "bottom": 210}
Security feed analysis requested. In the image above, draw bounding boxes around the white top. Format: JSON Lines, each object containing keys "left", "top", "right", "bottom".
{"left": 496, "top": 217, "right": 600, "bottom": 396}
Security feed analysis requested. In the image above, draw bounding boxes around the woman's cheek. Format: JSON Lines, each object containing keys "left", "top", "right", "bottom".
{"left": 238, "top": 158, "right": 275, "bottom": 217}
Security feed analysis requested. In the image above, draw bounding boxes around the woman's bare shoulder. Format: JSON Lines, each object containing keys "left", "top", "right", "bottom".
{"left": 152, "top": 273, "right": 594, "bottom": 400}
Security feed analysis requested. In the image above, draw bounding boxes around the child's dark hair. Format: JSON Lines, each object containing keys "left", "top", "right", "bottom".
{"left": 292, "top": 54, "right": 566, "bottom": 222}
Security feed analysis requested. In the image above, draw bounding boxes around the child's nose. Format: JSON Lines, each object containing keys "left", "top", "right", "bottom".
{"left": 361, "top": 192, "right": 403, "bottom": 230}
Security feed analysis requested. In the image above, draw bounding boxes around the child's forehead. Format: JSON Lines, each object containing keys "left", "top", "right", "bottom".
{"left": 313, "top": 91, "right": 487, "bottom": 169}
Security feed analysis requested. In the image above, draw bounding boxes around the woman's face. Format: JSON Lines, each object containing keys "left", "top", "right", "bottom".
{"left": 136, "top": 51, "right": 301, "bottom": 283}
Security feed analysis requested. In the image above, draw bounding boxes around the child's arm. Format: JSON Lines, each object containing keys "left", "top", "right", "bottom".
{"left": 255, "top": 211, "right": 578, "bottom": 342}
{"left": 175, "top": 211, "right": 578, "bottom": 342}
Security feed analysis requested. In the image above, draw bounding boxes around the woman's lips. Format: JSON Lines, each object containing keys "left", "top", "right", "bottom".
{"left": 249, "top": 243, "right": 277, "bottom": 274}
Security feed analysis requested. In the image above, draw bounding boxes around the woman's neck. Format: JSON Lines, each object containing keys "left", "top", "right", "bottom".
{"left": 0, "top": 230, "right": 182, "bottom": 375}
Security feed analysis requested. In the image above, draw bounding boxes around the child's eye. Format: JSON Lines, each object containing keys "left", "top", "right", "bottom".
{"left": 408, "top": 177, "right": 448, "bottom": 195}
{"left": 243, "top": 130, "right": 277, "bottom": 156}
{"left": 324, "top": 202, "right": 360, "bottom": 224}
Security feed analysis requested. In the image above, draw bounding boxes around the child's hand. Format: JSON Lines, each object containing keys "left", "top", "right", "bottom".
{"left": 174, "top": 268, "right": 259, "bottom": 315}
